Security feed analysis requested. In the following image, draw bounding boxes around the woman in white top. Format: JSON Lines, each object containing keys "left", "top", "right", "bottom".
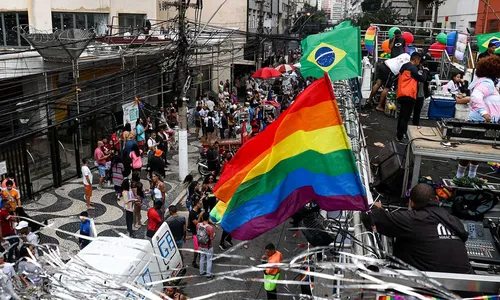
{"left": 152, "top": 172, "right": 166, "bottom": 210}
{"left": 122, "top": 179, "right": 136, "bottom": 237}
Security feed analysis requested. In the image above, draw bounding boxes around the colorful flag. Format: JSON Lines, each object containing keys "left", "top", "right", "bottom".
{"left": 476, "top": 32, "right": 500, "bottom": 54}
{"left": 213, "top": 74, "right": 368, "bottom": 240}
{"left": 300, "top": 25, "right": 362, "bottom": 80}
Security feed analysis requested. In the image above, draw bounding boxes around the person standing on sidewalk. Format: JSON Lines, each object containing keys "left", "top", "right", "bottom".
{"left": 196, "top": 212, "right": 215, "bottom": 278}
{"left": 94, "top": 141, "right": 108, "bottom": 190}
{"left": 146, "top": 201, "right": 163, "bottom": 239}
{"left": 262, "top": 243, "right": 282, "bottom": 299}
{"left": 79, "top": 211, "right": 91, "bottom": 249}
{"left": 166, "top": 206, "right": 186, "bottom": 257}
{"left": 81, "top": 158, "right": 94, "bottom": 210}
{"left": 121, "top": 179, "right": 136, "bottom": 237}
{"left": 0, "top": 200, "right": 18, "bottom": 263}
{"left": 136, "top": 118, "right": 146, "bottom": 152}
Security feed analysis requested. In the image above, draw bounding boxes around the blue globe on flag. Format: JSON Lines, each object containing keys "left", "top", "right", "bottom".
{"left": 306, "top": 42, "right": 347, "bottom": 73}
{"left": 491, "top": 38, "right": 500, "bottom": 48}
{"left": 314, "top": 47, "right": 336, "bottom": 68}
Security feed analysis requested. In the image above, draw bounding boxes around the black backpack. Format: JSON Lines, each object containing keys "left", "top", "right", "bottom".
{"left": 207, "top": 118, "right": 215, "bottom": 132}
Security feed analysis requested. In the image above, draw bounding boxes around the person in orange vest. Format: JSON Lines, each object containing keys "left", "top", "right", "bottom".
{"left": 396, "top": 52, "right": 429, "bottom": 143}
{"left": 261, "top": 243, "right": 282, "bottom": 299}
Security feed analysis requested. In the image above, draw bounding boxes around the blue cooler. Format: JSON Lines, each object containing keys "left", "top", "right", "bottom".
{"left": 428, "top": 95, "right": 456, "bottom": 120}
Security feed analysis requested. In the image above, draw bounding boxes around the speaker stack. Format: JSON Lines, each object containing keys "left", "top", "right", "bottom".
{"left": 373, "top": 141, "right": 406, "bottom": 197}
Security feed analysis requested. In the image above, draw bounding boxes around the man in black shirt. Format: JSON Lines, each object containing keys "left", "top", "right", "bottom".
{"left": 370, "top": 183, "right": 473, "bottom": 274}
{"left": 390, "top": 29, "right": 406, "bottom": 58}
{"left": 166, "top": 205, "right": 186, "bottom": 255}
{"left": 206, "top": 142, "right": 220, "bottom": 176}
{"left": 478, "top": 41, "right": 498, "bottom": 61}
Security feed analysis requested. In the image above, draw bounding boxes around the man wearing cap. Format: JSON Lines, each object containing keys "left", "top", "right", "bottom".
{"left": 149, "top": 149, "right": 166, "bottom": 179}
{"left": 478, "top": 41, "right": 498, "bottom": 60}
{"left": 16, "top": 221, "right": 39, "bottom": 258}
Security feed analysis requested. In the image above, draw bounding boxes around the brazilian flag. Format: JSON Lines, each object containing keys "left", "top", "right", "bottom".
{"left": 300, "top": 22, "right": 362, "bottom": 81}
{"left": 476, "top": 32, "right": 500, "bottom": 54}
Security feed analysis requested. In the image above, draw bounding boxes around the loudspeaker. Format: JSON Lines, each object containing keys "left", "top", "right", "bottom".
{"left": 300, "top": 212, "right": 335, "bottom": 247}
{"left": 374, "top": 141, "right": 405, "bottom": 197}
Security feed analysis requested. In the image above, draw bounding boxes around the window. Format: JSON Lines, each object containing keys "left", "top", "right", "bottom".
{"left": 469, "top": 21, "right": 476, "bottom": 30}
{"left": 488, "top": 20, "right": 499, "bottom": 33}
{"left": 450, "top": 22, "right": 456, "bottom": 29}
{"left": 52, "top": 12, "right": 109, "bottom": 35}
{"left": 0, "top": 12, "right": 29, "bottom": 47}
{"left": 118, "top": 14, "right": 146, "bottom": 33}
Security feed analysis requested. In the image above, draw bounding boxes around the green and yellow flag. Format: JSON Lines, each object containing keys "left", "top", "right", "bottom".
{"left": 476, "top": 32, "right": 500, "bottom": 54}
{"left": 300, "top": 23, "right": 362, "bottom": 80}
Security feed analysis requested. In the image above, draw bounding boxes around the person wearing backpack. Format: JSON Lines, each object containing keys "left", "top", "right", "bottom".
{"left": 205, "top": 111, "right": 216, "bottom": 142}
{"left": 196, "top": 212, "right": 215, "bottom": 278}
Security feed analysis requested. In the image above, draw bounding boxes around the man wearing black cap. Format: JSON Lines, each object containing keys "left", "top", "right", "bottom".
{"left": 369, "top": 183, "right": 473, "bottom": 274}
{"left": 478, "top": 41, "right": 497, "bottom": 60}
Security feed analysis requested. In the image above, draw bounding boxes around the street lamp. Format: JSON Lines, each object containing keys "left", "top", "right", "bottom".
{"left": 289, "top": 12, "right": 312, "bottom": 33}
{"left": 297, "top": 12, "right": 315, "bottom": 34}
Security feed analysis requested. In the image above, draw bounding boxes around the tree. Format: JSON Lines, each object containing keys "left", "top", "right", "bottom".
{"left": 361, "top": 0, "right": 382, "bottom": 12}
{"left": 346, "top": 1, "right": 404, "bottom": 29}
{"left": 303, "top": 3, "right": 328, "bottom": 24}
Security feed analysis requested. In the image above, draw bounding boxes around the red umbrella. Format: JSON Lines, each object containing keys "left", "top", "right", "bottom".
{"left": 275, "top": 64, "right": 296, "bottom": 73}
{"left": 252, "top": 67, "right": 282, "bottom": 79}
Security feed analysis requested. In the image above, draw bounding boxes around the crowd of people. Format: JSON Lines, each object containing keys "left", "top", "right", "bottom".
{"left": 0, "top": 173, "right": 43, "bottom": 290}
{"left": 191, "top": 73, "right": 307, "bottom": 143}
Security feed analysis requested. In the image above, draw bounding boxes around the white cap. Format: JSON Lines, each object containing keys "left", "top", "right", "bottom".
{"left": 16, "top": 220, "right": 29, "bottom": 230}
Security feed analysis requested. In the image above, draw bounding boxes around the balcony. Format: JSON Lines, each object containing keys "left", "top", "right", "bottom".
{"left": 417, "top": 9, "right": 433, "bottom": 22}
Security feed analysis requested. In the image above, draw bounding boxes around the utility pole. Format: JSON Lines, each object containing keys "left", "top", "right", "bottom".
{"left": 256, "top": 0, "right": 265, "bottom": 69}
{"left": 177, "top": 0, "right": 190, "bottom": 181}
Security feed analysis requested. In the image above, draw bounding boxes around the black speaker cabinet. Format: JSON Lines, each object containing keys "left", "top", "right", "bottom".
{"left": 299, "top": 212, "right": 335, "bottom": 247}
{"left": 374, "top": 141, "right": 405, "bottom": 197}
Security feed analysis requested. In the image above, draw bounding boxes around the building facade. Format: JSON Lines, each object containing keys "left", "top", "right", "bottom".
{"left": 330, "top": 0, "right": 346, "bottom": 24}
{"left": 1, "top": 0, "right": 157, "bottom": 40}
{"left": 476, "top": 0, "right": 500, "bottom": 34}
{"left": 347, "top": 0, "right": 363, "bottom": 19}
{"left": 435, "top": 0, "right": 479, "bottom": 32}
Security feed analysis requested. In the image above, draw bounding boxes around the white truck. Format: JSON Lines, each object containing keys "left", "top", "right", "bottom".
{"left": 52, "top": 223, "right": 183, "bottom": 299}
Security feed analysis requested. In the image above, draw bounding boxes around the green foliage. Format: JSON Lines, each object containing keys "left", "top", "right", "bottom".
{"left": 347, "top": 4, "right": 404, "bottom": 30}
{"left": 303, "top": 3, "right": 328, "bottom": 24}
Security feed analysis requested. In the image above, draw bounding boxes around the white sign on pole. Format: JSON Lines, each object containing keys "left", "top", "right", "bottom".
{"left": 122, "top": 101, "right": 139, "bottom": 130}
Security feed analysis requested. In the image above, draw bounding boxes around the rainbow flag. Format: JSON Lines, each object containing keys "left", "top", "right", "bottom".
{"left": 213, "top": 74, "right": 368, "bottom": 240}
{"left": 364, "top": 26, "right": 376, "bottom": 54}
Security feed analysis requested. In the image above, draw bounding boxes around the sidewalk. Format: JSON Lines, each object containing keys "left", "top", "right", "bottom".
{"left": 23, "top": 133, "right": 202, "bottom": 257}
